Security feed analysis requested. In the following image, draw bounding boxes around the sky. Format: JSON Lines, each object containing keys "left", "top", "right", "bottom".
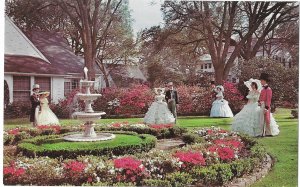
{"left": 128, "top": 0, "right": 164, "bottom": 35}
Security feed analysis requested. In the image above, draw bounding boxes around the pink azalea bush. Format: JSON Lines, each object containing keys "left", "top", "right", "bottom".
{"left": 94, "top": 83, "right": 243, "bottom": 116}
{"left": 37, "top": 125, "right": 61, "bottom": 133}
{"left": 174, "top": 151, "right": 206, "bottom": 168}
{"left": 113, "top": 157, "right": 148, "bottom": 183}
{"left": 207, "top": 146, "right": 236, "bottom": 162}
{"left": 223, "top": 82, "right": 245, "bottom": 113}
{"left": 149, "top": 124, "right": 174, "bottom": 129}
{"left": 63, "top": 160, "right": 86, "bottom": 178}
{"left": 8, "top": 128, "right": 20, "bottom": 135}
{"left": 3, "top": 162, "right": 26, "bottom": 184}
{"left": 94, "top": 84, "right": 154, "bottom": 116}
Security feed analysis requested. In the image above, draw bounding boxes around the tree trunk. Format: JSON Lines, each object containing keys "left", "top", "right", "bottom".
{"left": 214, "top": 65, "right": 225, "bottom": 85}
{"left": 103, "top": 73, "right": 110, "bottom": 87}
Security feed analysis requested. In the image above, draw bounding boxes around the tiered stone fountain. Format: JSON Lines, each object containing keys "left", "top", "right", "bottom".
{"left": 63, "top": 67, "right": 115, "bottom": 141}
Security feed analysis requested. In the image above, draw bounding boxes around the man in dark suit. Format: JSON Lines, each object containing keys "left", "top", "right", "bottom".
{"left": 165, "top": 82, "right": 179, "bottom": 123}
{"left": 30, "top": 84, "right": 40, "bottom": 127}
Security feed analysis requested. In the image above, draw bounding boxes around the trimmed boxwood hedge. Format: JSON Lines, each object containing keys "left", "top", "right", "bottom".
{"left": 17, "top": 131, "right": 157, "bottom": 159}
{"left": 94, "top": 126, "right": 188, "bottom": 139}
{"left": 4, "top": 126, "right": 187, "bottom": 146}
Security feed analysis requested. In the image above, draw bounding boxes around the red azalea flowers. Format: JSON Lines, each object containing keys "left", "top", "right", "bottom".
{"left": 37, "top": 125, "right": 61, "bottom": 133}
{"left": 4, "top": 163, "right": 25, "bottom": 177}
{"left": 113, "top": 157, "right": 145, "bottom": 183}
{"left": 8, "top": 128, "right": 20, "bottom": 135}
{"left": 63, "top": 161, "right": 86, "bottom": 177}
{"left": 174, "top": 151, "right": 206, "bottom": 166}
{"left": 149, "top": 124, "right": 174, "bottom": 129}
{"left": 114, "top": 157, "right": 143, "bottom": 171}
{"left": 213, "top": 139, "right": 244, "bottom": 149}
{"left": 208, "top": 145, "right": 235, "bottom": 161}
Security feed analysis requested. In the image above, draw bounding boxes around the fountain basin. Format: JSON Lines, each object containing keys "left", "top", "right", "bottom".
{"left": 63, "top": 133, "right": 116, "bottom": 142}
{"left": 73, "top": 111, "right": 106, "bottom": 121}
{"left": 77, "top": 93, "right": 102, "bottom": 101}
{"left": 80, "top": 80, "right": 95, "bottom": 86}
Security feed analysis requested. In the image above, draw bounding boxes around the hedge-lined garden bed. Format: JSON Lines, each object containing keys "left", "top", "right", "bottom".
{"left": 17, "top": 132, "right": 157, "bottom": 159}
{"left": 4, "top": 123, "right": 187, "bottom": 146}
{"left": 4, "top": 125, "right": 270, "bottom": 186}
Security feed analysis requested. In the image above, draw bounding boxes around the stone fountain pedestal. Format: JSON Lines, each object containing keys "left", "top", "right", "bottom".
{"left": 63, "top": 78, "right": 115, "bottom": 142}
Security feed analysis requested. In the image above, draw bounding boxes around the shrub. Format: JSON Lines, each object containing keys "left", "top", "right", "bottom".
{"left": 291, "top": 109, "right": 298, "bottom": 118}
{"left": 92, "top": 83, "right": 244, "bottom": 116}
{"left": 223, "top": 82, "right": 245, "bottom": 113}
{"left": 14, "top": 131, "right": 31, "bottom": 143}
{"left": 182, "top": 132, "right": 205, "bottom": 144}
{"left": 212, "top": 163, "right": 234, "bottom": 184}
{"left": 113, "top": 156, "right": 148, "bottom": 184}
{"left": 17, "top": 132, "right": 157, "bottom": 159}
{"left": 191, "top": 166, "right": 218, "bottom": 185}
{"left": 93, "top": 84, "right": 154, "bottom": 116}
{"left": 143, "top": 179, "right": 172, "bottom": 187}
{"left": 250, "top": 144, "right": 267, "bottom": 161}
{"left": 50, "top": 89, "right": 85, "bottom": 119}
{"left": 4, "top": 102, "right": 31, "bottom": 119}
{"left": 3, "top": 162, "right": 26, "bottom": 185}
{"left": 230, "top": 160, "right": 246, "bottom": 177}
{"left": 238, "top": 57, "right": 298, "bottom": 107}
{"left": 166, "top": 171, "right": 194, "bottom": 187}
{"left": 174, "top": 151, "right": 206, "bottom": 169}
{"left": 95, "top": 124, "right": 187, "bottom": 139}
{"left": 4, "top": 134, "right": 14, "bottom": 145}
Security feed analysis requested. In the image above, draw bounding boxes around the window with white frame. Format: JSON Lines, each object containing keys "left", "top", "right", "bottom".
{"left": 13, "top": 76, "right": 30, "bottom": 102}
{"left": 35, "top": 77, "right": 51, "bottom": 99}
{"left": 64, "top": 79, "right": 79, "bottom": 96}
{"left": 35, "top": 77, "right": 51, "bottom": 91}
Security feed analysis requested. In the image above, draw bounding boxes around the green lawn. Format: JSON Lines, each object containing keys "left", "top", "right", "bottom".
{"left": 4, "top": 108, "right": 298, "bottom": 186}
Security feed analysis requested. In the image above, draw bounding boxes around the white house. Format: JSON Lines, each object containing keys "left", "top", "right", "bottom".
{"left": 4, "top": 15, "right": 146, "bottom": 104}
{"left": 197, "top": 47, "right": 240, "bottom": 83}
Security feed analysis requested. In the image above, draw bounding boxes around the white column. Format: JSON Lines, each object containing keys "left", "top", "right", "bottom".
{"left": 52, "top": 77, "right": 65, "bottom": 103}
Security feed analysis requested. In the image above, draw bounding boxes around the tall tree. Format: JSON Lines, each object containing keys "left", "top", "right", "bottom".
{"left": 55, "top": 0, "right": 123, "bottom": 81}
{"left": 161, "top": 1, "right": 298, "bottom": 84}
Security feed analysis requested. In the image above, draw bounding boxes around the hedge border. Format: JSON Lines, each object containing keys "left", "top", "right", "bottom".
{"left": 17, "top": 131, "right": 157, "bottom": 159}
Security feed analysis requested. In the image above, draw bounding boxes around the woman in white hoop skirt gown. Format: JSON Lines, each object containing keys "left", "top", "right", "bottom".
{"left": 36, "top": 91, "right": 60, "bottom": 126}
{"left": 231, "top": 79, "right": 279, "bottom": 137}
{"left": 144, "top": 88, "right": 175, "bottom": 124}
{"left": 210, "top": 85, "right": 234, "bottom": 118}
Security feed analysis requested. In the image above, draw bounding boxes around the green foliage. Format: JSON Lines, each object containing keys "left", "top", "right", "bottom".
{"left": 18, "top": 132, "right": 156, "bottom": 158}
{"left": 291, "top": 109, "right": 298, "bottom": 118}
{"left": 166, "top": 171, "right": 194, "bottom": 187}
{"left": 4, "top": 134, "right": 14, "bottom": 145}
{"left": 182, "top": 132, "right": 204, "bottom": 144}
{"left": 143, "top": 179, "right": 172, "bottom": 187}
{"left": 230, "top": 160, "right": 246, "bottom": 177}
{"left": 250, "top": 144, "right": 267, "bottom": 161}
{"left": 14, "top": 131, "right": 31, "bottom": 143}
{"left": 95, "top": 125, "right": 187, "bottom": 139}
{"left": 212, "top": 163, "right": 234, "bottom": 184}
{"left": 4, "top": 102, "right": 31, "bottom": 119}
{"left": 191, "top": 166, "right": 218, "bottom": 185}
{"left": 238, "top": 57, "right": 298, "bottom": 106}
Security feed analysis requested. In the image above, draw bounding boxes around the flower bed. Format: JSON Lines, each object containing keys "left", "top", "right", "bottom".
{"left": 4, "top": 126, "right": 268, "bottom": 186}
